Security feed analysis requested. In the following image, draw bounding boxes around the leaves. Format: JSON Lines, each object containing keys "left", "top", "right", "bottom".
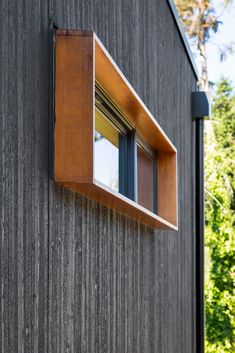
{"left": 175, "top": 0, "right": 221, "bottom": 44}
{"left": 175, "top": 1, "right": 235, "bottom": 350}
{"left": 175, "top": 0, "right": 234, "bottom": 89}
{"left": 205, "top": 79, "right": 235, "bottom": 353}
{"left": 219, "top": 42, "right": 235, "bottom": 62}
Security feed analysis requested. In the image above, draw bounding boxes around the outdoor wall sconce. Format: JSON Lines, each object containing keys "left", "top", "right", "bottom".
{"left": 192, "top": 91, "right": 211, "bottom": 118}
{"left": 54, "top": 29, "right": 178, "bottom": 230}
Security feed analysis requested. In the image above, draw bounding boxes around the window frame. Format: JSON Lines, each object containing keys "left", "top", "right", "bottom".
{"left": 95, "top": 85, "right": 160, "bottom": 214}
{"left": 95, "top": 84, "right": 137, "bottom": 201}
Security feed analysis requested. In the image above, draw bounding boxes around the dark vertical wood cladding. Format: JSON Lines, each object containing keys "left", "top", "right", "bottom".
{"left": 0, "top": 1, "right": 49, "bottom": 352}
{"left": 0, "top": 0, "right": 197, "bottom": 353}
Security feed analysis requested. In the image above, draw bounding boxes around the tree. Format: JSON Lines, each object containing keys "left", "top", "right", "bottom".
{"left": 175, "top": 0, "right": 221, "bottom": 89}
{"left": 175, "top": 2, "right": 235, "bottom": 352}
{"left": 204, "top": 79, "right": 235, "bottom": 353}
{"left": 175, "top": 0, "right": 234, "bottom": 89}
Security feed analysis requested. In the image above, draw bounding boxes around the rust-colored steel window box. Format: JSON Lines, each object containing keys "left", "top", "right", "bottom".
{"left": 54, "top": 29, "right": 178, "bottom": 230}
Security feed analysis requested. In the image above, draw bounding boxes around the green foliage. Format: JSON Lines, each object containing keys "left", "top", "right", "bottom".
{"left": 205, "top": 79, "right": 235, "bottom": 353}
{"left": 174, "top": 1, "right": 235, "bottom": 350}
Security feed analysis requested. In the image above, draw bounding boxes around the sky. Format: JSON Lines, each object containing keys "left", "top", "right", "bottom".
{"left": 180, "top": 0, "right": 235, "bottom": 88}
{"left": 207, "top": 1, "right": 235, "bottom": 87}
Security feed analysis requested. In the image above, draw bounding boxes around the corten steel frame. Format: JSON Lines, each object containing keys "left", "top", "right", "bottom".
{"left": 54, "top": 29, "right": 178, "bottom": 230}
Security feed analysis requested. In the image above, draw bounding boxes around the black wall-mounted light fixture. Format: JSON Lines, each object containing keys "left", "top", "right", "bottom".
{"left": 192, "top": 91, "right": 211, "bottom": 119}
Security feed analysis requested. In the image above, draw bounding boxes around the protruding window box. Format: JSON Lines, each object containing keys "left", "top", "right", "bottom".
{"left": 54, "top": 29, "right": 178, "bottom": 230}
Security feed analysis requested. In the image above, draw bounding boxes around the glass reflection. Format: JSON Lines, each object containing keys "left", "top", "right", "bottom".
{"left": 94, "top": 108, "right": 119, "bottom": 192}
{"left": 137, "top": 144, "right": 154, "bottom": 212}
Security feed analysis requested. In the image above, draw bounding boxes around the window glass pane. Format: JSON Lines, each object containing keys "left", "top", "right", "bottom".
{"left": 137, "top": 145, "right": 154, "bottom": 212}
{"left": 94, "top": 107, "right": 119, "bottom": 192}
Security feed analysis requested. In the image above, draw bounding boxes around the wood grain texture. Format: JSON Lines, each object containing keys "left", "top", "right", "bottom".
{"left": 50, "top": 0, "right": 197, "bottom": 352}
{"left": 50, "top": 0, "right": 196, "bottom": 353}
{"left": 60, "top": 181, "right": 176, "bottom": 230}
{"left": 0, "top": 0, "right": 197, "bottom": 352}
{"left": 0, "top": 0, "right": 49, "bottom": 352}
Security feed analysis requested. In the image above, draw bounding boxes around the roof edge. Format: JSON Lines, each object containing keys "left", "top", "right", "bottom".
{"left": 167, "top": 0, "right": 199, "bottom": 80}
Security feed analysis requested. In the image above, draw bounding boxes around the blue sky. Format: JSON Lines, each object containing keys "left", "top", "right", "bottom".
{"left": 207, "top": 1, "right": 235, "bottom": 87}
{"left": 179, "top": 0, "right": 235, "bottom": 87}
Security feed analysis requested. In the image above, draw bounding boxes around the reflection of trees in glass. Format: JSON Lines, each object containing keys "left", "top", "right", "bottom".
{"left": 95, "top": 131, "right": 103, "bottom": 142}
{"left": 94, "top": 132, "right": 119, "bottom": 192}
{"left": 109, "top": 175, "right": 118, "bottom": 192}
{"left": 95, "top": 106, "right": 120, "bottom": 192}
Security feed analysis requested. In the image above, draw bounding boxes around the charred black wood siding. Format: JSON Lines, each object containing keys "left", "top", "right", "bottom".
{"left": 0, "top": 1, "right": 197, "bottom": 352}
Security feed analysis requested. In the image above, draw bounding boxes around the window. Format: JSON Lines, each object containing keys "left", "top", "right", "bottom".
{"left": 54, "top": 30, "right": 178, "bottom": 229}
{"left": 95, "top": 85, "right": 159, "bottom": 212}
{"left": 137, "top": 141, "right": 157, "bottom": 213}
{"left": 94, "top": 85, "right": 136, "bottom": 200}
{"left": 94, "top": 107, "right": 119, "bottom": 192}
